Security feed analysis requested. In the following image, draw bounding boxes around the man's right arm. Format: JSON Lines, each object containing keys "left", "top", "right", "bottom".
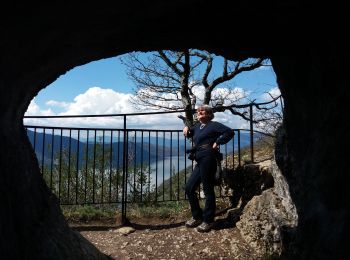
{"left": 183, "top": 126, "right": 194, "bottom": 138}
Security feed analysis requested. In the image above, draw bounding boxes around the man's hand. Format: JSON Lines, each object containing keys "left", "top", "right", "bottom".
{"left": 212, "top": 142, "right": 218, "bottom": 150}
{"left": 183, "top": 126, "right": 189, "bottom": 137}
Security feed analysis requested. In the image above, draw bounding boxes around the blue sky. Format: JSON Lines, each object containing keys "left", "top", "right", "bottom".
{"left": 34, "top": 57, "right": 131, "bottom": 108}
{"left": 25, "top": 53, "right": 280, "bottom": 130}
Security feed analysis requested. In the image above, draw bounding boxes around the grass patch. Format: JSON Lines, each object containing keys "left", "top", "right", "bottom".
{"left": 62, "top": 204, "right": 117, "bottom": 222}
{"left": 61, "top": 197, "right": 231, "bottom": 224}
{"left": 127, "top": 200, "right": 190, "bottom": 219}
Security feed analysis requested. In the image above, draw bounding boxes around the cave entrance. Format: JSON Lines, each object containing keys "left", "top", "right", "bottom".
{"left": 23, "top": 51, "right": 281, "bottom": 224}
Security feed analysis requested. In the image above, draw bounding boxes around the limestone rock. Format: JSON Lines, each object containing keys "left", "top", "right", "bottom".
{"left": 236, "top": 159, "right": 298, "bottom": 256}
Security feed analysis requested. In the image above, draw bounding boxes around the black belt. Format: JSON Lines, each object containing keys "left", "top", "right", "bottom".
{"left": 197, "top": 143, "right": 213, "bottom": 150}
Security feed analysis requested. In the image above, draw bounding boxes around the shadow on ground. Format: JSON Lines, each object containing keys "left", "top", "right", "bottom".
{"left": 71, "top": 206, "right": 243, "bottom": 232}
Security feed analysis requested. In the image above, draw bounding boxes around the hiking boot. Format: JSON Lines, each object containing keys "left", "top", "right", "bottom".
{"left": 196, "top": 222, "right": 213, "bottom": 232}
{"left": 185, "top": 217, "right": 202, "bottom": 228}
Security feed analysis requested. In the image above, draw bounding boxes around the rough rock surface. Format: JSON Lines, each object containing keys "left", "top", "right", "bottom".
{"left": 236, "top": 159, "right": 298, "bottom": 256}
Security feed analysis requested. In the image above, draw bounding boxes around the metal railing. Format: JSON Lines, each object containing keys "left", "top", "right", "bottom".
{"left": 24, "top": 104, "right": 279, "bottom": 223}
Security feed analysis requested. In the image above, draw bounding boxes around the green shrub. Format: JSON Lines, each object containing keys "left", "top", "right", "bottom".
{"left": 62, "top": 204, "right": 116, "bottom": 222}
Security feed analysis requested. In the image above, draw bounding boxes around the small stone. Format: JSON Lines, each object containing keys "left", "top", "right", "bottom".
{"left": 116, "top": 226, "right": 136, "bottom": 235}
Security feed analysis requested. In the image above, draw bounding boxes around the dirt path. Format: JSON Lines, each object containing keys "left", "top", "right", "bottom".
{"left": 75, "top": 213, "right": 259, "bottom": 259}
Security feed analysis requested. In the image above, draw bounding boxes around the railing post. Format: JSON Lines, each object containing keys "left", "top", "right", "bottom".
{"left": 121, "top": 114, "right": 128, "bottom": 225}
{"left": 238, "top": 130, "right": 241, "bottom": 166}
{"left": 249, "top": 104, "right": 254, "bottom": 163}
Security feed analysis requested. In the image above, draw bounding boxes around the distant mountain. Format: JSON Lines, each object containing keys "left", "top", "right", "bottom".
{"left": 26, "top": 129, "right": 256, "bottom": 167}
{"left": 26, "top": 129, "right": 187, "bottom": 166}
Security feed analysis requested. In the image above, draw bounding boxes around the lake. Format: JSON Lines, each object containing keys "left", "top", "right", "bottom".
{"left": 148, "top": 156, "right": 193, "bottom": 185}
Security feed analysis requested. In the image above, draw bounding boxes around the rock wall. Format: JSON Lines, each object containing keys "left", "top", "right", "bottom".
{"left": 235, "top": 159, "right": 298, "bottom": 256}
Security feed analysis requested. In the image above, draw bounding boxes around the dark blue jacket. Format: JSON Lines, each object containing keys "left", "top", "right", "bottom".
{"left": 187, "top": 121, "right": 235, "bottom": 160}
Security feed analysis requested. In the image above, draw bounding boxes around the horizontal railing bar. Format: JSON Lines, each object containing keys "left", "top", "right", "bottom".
{"left": 235, "top": 128, "right": 275, "bottom": 137}
{"left": 25, "top": 124, "right": 255, "bottom": 135}
{"left": 24, "top": 125, "right": 185, "bottom": 132}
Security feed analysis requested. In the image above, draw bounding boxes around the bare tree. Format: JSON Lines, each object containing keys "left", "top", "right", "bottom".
{"left": 253, "top": 93, "right": 284, "bottom": 135}
{"left": 120, "top": 49, "right": 267, "bottom": 126}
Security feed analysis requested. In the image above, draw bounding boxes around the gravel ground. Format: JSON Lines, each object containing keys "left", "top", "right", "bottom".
{"left": 76, "top": 213, "right": 259, "bottom": 260}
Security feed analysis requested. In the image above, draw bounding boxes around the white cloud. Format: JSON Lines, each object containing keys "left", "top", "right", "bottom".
{"left": 26, "top": 99, "right": 55, "bottom": 116}
{"left": 61, "top": 87, "right": 134, "bottom": 115}
{"left": 211, "top": 87, "right": 249, "bottom": 105}
{"left": 24, "top": 86, "right": 253, "bottom": 130}
{"left": 260, "top": 87, "right": 281, "bottom": 102}
{"left": 190, "top": 85, "right": 249, "bottom": 106}
{"left": 46, "top": 100, "right": 70, "bottom": 108}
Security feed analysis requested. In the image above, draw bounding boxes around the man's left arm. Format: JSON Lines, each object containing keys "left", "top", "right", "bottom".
{"left": 215, "top": 123, "right": 235, "bottom": 145}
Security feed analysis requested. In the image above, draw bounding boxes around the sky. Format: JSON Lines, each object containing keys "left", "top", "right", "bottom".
{"left": 24, "top": 53, "right": 280, "bottom": 130}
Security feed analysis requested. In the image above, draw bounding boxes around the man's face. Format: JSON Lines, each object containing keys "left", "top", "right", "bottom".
{"left": 197, "top": 108, "right": 209, "bottom": 122}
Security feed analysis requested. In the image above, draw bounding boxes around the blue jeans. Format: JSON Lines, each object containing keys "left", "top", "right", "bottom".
{"left": 185, "top": 154, "right": 217, "bottom": 223}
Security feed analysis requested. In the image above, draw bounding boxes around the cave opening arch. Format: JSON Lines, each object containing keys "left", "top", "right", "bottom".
{"left": 1, "top": 2, "right": 349, "bottom": 259}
